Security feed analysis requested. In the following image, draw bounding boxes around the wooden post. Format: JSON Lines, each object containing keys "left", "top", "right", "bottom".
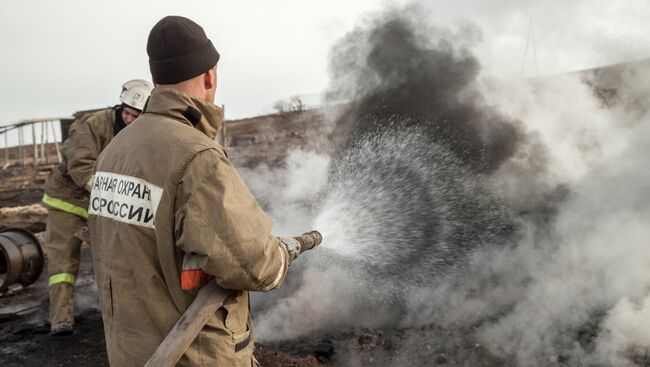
{"left": 32, "top": 123, "right": 37, "bottom": 165}
{"left": 22, "top": 126, "right": 26, "bottom": 166}
{"left": 17, "top": 127, "right": 21, "bottom": 165}
{"left": 44, "top": 121, "right": 49, "bottom": 164}
{"left": 4, "top": 131, "right": 8, "bottom": 166}
{"left": 40, "top": 122, "right": 45, "bottom": 165}
{"left": 49, "top": 121, "right": 62, "bottom": 163}
{"left": 18, "top": 126, "right": 24, "bottom": 166}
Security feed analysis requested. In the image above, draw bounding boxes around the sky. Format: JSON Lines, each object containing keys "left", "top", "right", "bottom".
{"left": 2, "top": 0, "right": 650, "bottom": 126}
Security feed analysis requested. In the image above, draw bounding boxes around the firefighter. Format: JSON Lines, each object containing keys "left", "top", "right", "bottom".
{"left": 87, "top": 16, "right": 320, "bottom": 366}
{"left": 42, "top": 79, "right": 153, "bottom": 335}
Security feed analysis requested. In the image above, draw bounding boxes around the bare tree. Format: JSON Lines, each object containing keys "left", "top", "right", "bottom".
{"left": 273, "top": 95, "right": 305, "bottom": 113}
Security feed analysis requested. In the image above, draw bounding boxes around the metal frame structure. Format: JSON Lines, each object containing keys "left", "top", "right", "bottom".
{"left": 0, "top": 117, "right": 71, "bottom": 167}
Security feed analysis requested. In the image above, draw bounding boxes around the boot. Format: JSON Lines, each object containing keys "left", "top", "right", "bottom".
{"left": 49, "top": 282, "right": 75, "bottom": 336}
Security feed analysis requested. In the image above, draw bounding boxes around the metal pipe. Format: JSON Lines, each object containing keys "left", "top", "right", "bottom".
{"left": 295, "top": 230, "right": 323, "bottom": 251}
{"left": 0, "top": 228, "right": 45, "bottom": 292}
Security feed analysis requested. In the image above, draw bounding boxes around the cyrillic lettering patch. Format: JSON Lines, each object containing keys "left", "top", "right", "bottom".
{"left": 89, "top": 171, "right": 163, "bottom": 229}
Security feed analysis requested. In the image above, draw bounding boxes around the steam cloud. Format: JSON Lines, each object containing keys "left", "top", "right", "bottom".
{"left": 240, "top": 4, "right": 650, "bottom": 366}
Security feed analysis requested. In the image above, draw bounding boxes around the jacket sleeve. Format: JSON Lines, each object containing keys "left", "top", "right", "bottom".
{"left": 174, "top": 148, "right": 289, "bottom": 291}
{"left": 66, "top": 113, "right": 108, "bottom": 189}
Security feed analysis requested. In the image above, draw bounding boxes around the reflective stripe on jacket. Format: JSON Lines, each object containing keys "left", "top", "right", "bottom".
{"left": 42, "top": 194, "right": 89, "bottom": 219}
{"left": 49, "top": 272, "right": 76, "bottom": 286}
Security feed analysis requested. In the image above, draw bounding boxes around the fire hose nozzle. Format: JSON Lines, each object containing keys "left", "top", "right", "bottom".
{"left": 295, "top": 230, "right": 323, "bottom": 252}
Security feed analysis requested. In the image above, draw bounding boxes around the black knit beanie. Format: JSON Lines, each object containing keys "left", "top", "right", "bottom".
{"left": 147, "top": 16, "right": 220, "bottom": 84}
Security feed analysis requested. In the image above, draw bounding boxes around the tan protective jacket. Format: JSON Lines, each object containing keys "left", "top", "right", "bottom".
{"left": 43, "top": 108, "right": 117, "bottom": 218}
{"left": 88, "top": 88, "right": 289, "bottom": 367}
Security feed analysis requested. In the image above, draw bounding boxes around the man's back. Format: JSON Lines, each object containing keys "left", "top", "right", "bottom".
{"left": 89, "top": 87, "right": 289, "bottom": 366}
{"left": 88, "top": 15, "right": 321, "bottom": 366}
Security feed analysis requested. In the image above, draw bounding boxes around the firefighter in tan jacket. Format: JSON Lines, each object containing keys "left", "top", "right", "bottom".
{"left": 42, "top": 80, "right": 152, "bottom": 335}
{"left": 88, "top": 16, "right": 320, "bottom": 366}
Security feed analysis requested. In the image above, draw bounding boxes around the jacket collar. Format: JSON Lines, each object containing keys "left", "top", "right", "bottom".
{"left": 143, "top": 87, "right": 224, "bottom": 140}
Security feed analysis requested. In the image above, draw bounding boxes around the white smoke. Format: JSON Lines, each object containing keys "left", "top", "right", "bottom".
{"left": 238, "top": 66, "right": 650, "bottom": 365}
{"left": 454, "top": 69, "right": 650, "bottom": 364}
{"left": 238, "top": 150, "right": 330, "bottom": 236}
{"left": 232, "top": 3, "right": 650, "bottom": 364}
{"left": 419, "top": 69, "right": 650, "bottom": 364}
{"left": 596, "top": 295, "right": 650, "bottom": 366}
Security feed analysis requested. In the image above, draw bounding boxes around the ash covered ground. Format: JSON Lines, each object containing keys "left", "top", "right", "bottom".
{"left": 0, "top": 248, "right": 506, "bottom": 367}
{"left": 0, "top": 246, "right": 107, "bottom": 367}
{"left": 3, "top": 3, "right": 650, "bottom": 367}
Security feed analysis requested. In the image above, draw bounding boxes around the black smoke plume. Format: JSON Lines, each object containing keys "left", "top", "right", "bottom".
{"left": 254, "top": 7, "right": 566, "bottom": 333}
{"left": 328, "top": 11, "right": 524, "bottom": 174}
{"left": 313, "top": 7, "right": 560, "bottom": 301}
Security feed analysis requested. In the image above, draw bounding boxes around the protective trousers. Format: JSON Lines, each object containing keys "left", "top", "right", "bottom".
{"left": 45, "top": 208, "right": 86, "bottom": 326}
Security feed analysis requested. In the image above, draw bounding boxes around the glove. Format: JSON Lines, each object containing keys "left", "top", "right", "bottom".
{"left": 280, "top": 230, "right": 322, "bottom": 264}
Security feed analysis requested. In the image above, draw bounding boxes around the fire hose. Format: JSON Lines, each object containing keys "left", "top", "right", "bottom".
{"left": 145, "top": 231, "right": 322, "bottom": 367}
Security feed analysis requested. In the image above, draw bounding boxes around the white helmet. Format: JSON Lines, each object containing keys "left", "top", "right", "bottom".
{"left": 120, "top": 79, "right": 153, "bottom": 111}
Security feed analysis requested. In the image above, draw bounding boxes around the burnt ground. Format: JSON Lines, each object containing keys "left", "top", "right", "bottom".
{"left": 0, "top": 245, "right": 322, "bottom": 367}
{"left": 0, "top": 164, "right": 53, "bottom": 209}
{"left": 0, "top": 310, "right": 107, "bottom": 367}
{"left": 0, "top": 245, "right": 511, "bottom": 367}
{"left": 0, "top": 244, "right": 106, "bottom": 367}
{"left": 263, "top": 325, "right": 512, "bottom": 367}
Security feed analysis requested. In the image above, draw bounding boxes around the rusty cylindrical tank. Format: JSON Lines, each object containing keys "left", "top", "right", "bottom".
{"left": 0, "top": 228, "right": 44, "bottom": 292}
